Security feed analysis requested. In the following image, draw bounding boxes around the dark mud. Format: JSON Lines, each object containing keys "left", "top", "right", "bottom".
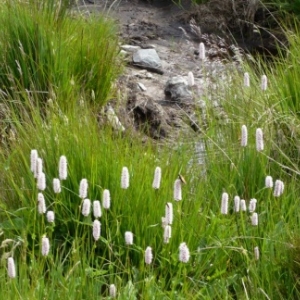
{"left": 77, "top": 0, "right": 287, "bottom": 56}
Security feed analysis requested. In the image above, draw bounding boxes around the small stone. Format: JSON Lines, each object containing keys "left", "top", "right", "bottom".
{"left": 121, "top": 45, "right": 141, "bottom": 52}
{"left": 119, "top": 50, "right": 129, "bottom": 56}
{"left": 164, "top": 76, "right": 192, "bottom": 102}
{"left": 138, "top": 82, "right": 147, "bottom": 91}
{"left": 145, "top": 72, "right": 153, "bottom": 79}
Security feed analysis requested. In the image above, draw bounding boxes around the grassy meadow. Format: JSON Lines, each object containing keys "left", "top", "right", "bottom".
{"left": 0, "top": 0, "right": 300, "bottom": 299}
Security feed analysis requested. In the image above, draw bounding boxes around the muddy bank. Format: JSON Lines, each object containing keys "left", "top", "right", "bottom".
{"left": 76, "top": 0, "right": 286, "bottom": 140}
{"left": 78, "top": 0, "right": 287, "bottom": 56}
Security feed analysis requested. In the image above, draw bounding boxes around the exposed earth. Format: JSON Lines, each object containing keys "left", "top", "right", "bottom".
{"left": 76, "top": 0, "right": 285, "bottom": 141}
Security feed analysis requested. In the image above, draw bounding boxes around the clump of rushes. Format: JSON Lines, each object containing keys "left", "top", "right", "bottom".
{"left": 125, "top": 231, "right": 133, "bottom": 245}
{"left": 145, "top": 246, "right": 153, "bottom": 265}
{"left": 221, "top": 192, "right": 229, "bottom": 214}
{"left": 174, "top": 178, "right": 182, "bottom": 201}
{"left": 102, "top": 189, "right": 111, "bottom": 210}
{"left": 7, "top": 257, "right": 16, "bottom": 278}
{"left": 59, "top": 155, "right": 67, "bottom": 180}
{"left": 93, "top": 220, "right": 101, "bottom": 241}
{"left": 79, "top": 178, "right": 88, "bottom": 199}
{"left": 121, "top": 167, "right": 129, "bottom": 189}
{"left": 256, "top": 128, "right": 264, "bottom": 152}
{"left": 241, "top": 125, "right": 248, "bottom": 147}
{"left": 0, "top": 0, "right": 121, "bottom": 109}
{"left": 152, "top": 166, "right": 162, "bottom": 189}
{"left": 179, "top": 242, "right": 190, "bottom": 263}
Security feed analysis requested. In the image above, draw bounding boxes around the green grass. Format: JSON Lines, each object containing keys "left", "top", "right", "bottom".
{"left": 1, "top": 0, "right": 300, "bottom": 299}
{"left": 0, "top": 0, "right": 120, "bottom": 111}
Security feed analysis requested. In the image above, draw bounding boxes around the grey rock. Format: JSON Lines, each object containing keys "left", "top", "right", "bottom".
{"left": 133, "top": 49, "right": 163, "bottom": 74}
{"left": 164, "top": 76, "right": 192, "bottom": 102}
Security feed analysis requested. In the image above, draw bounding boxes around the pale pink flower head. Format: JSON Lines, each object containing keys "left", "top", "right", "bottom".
{"left": 165, "top": 202, "right": 173, "bottom": 225}
{"left": 53, "top": 178, "right": 61, "bottom": 194}
{"left": 82, "top": 199, "right": 91, "bottom": 217}
{"left": 30, "top": 149, "right": 38, "bottom": 175}
{"left": 125, "top": 231, "right": 133, "bottom": 245}
{"left": 59, "top": 155, "right": 67, "bottom": 180}
{"left": 274, "top": 179, "right": 284, "bottom": 197}
{"left": 173, "top": 179, "right": 182, "bottom": 201}
{"left": 102, "top": 189, "right": 111, "bottom": 209}
{"left": 261, "top": 74, "right": 268, "bottom": 91}
{"left": 265, "top": 176, "right": 273, "bottom": 188}
{"left": 234, "top": 196, "right": 240, "bottom": 212}
{"left": 145, "top": 246, "right": 153, "bottom": 265}
{"left": 46, "top": 211, "right": 55, "bottom": 223}
{"left": 241, "top": 125, "right": 248, "bottom": 147}
{"left": 256, "top": 128, "right": 264, "bottom": 152}
{"left": 93, "top": 220, "right": 101, "bottom": 241}
{"left": 251, "top": 213, "right": 258, "bottom": 226}
{"left": 42, "top": 236, "right": 50, "bottom": 256}
{"left": 221, "top": 192, "right": 228, "bottom": 215}
{"left": 179, "top": 242, "right": 190, "bottom": 263}
{"left": 152, "top": 167, "right": 162, "bottom": 189}
{"left": 199, "top": 42, "right": 205, "bottom": 60}
{"left": 79, "top": 178, "right": 88, "bottom": 199}
{"left": 249, "top": 198, "right": 257, "bottom": 213}
{"left": 38, "top": 193, "right": 46, "bottom": 214}
{"left": 93, "top": 200, "right": 102, "bottom": 218}
{"left": 121, "top": 167, "right": 129, "bottom": 189}
{"left": 37, "top": 172, "right": 46, "bottom": 191}
{"left": 109, "top": 284, "right": 117, "bottom": 298}
{"left": 187, "top": 71, "right": 195, "bottom": 86}
{"left": 240, "top": 199, "right": 247, "bottom": 211}
{"left": 7, "top": 257, "right": 16, "bottom": 278}
{"left": 244, "top": 72, "right": 250, "bottom": 87}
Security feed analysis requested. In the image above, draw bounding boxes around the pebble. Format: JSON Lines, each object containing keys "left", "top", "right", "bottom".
{"left": 138, "top": 82, "right": 147, "bottom": 91}
{"left": 121, "top": 45, "right": 141, "bottom": 52}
